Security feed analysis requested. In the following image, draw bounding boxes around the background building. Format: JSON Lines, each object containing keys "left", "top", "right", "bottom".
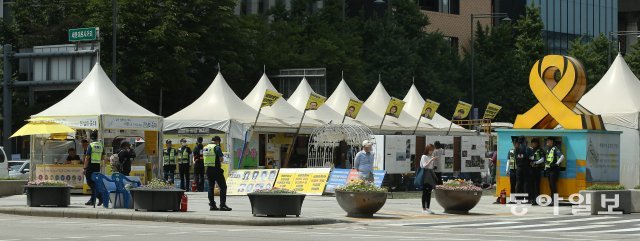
{"left": 619, "top": 0, "right": 640, "bottom": 54}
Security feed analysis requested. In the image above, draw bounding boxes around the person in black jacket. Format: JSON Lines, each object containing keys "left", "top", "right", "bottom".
{"left": 193, "top": 137, "right": 205, "bottom": 192}
{"left": 117, "top": 142, "right": 136, "bottom": 176}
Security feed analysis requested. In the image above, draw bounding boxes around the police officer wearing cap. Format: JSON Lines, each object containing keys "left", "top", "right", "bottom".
{"left": 528, "top": 138, "right": 545, "bottom": 205}
{"left": 193, "top": 137, "right": 205, "bottom": 192}
{"left": 204, "top": 136, "right": 231, "bottom": 211}
{"left": 506, "top": 137, "right": 518, "bottom": 195}
{"left": 163, "top": 140, "right": 178, "bottom": 184}
{"left": 84, "top": 131, "right": 104, "bottom": 206}
{"left": 177, "top": 138, "right": 192, "bottom": 191}
{"left": 545, "top": 137, "right": 565, "bottom": 204}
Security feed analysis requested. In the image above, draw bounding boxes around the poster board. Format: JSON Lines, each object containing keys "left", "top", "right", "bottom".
{"left": 460, "top": 136, "right": 487, "bottom": 172}
{"left": 226, "top": 169, "right": 279, "bottom": 195}
{"left": 35, "top": 164, "right": 84, "bottom": 188}
{"left": 373, "top": 135, "right": 385, "bottom": 170}
{"left": 383, "top": 135, "right": 415, "bottom": 174}
{"left": 586, "top": 133, "right": 620, "bottom": 183}
{"left": 425, "top": 136, "right": 454, "bottom": 173}
{"left": 273, "top": 168, "right": 331, "bottom": 195}
{"left": 232, "top": 135, "right": 260, "bottom": 168}
{"left": 324, "top": 169, "right": 386, "bottom": 193}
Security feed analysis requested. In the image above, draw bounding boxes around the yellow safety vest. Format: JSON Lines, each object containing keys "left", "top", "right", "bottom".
{"left": 546, "top": 146, "right": 558, "bottom": 168}
{"left": 508, "top": 149, "right": 516, "bottom": 170}
{"left": 90, "top": 142, "right": 103, "bottom": 164}
{"left": 203, "top": 144, "right": 217, "bottom": 167}
{"left": 164, "top": 148, "right": 176, "bottom": 165}
{"left": 178, "top": 148, "right": 189, "bottom": 164}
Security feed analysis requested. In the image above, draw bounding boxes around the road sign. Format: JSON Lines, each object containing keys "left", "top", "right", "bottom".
{"left": 68, "top": 27, "right": 99, "bottom": 42}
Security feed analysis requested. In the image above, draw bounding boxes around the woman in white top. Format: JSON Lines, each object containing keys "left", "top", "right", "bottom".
{"left": 420, "top": 144, "right": 438, "bottom": 214}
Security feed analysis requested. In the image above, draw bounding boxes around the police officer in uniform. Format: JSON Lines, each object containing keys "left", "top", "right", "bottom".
{"left": 528, "top": 138, "right": 545, "bottom": 205}
{"left": 514, "top": 137, "right": 530, "bottom": 197}
{"left": 545, "top": 137, "right": 565, "bottom": 204}
{"left": 83, "top": 131, "right": 104, "bottom": 206}
{"left": 506, "top": 137, "right": 518, "bottom": 195}
{"left": 163, "top": 140, "right": 177, "bottom": 184}
{"left": 204, "top": 136, "right": 231, "bottom": 211}
{"left": 177, "top": 138, "right": 192, "bottom": 191}
{"left": 193, "top": 137, "right": 205, "bottom": 192}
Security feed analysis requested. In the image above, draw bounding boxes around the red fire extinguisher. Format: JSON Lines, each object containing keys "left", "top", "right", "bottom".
{"left": 191, "top": 180, "right": 197, "bottom": 192}
{"left": 180, "top": 194, "right": 188, "bottom": 212}
{"left": 500, "top": 189, "right": 507, "bottom": 204}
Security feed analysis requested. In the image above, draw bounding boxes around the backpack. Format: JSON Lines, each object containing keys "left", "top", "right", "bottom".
{"left": 110, "top": 153, "right": 121, "bottom": 172}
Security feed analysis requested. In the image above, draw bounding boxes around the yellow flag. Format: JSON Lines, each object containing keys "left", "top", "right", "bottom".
{"left": 483, "top": 102, "right": 502, "bottom": 119}
{"left": 261, "top": 89, "right": 282, "bottom": 108}
{"left": 453, "top": 101, "right": 472, "bottom": 120}
{"left": 305, "top": 93, "right": 327, "bottom": 110}
{"left": 345, "top": 99, "right": 363, "bottom": 119}
{"left": 421, "top": 99, "right": 440, "bottom": 120}
{"left": 385, "top": 97, "right": 406, "bottom": 118}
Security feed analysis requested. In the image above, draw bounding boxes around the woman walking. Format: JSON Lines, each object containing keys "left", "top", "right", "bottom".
{"left": 421, "top": 144, "right": 438, "bottom": 214}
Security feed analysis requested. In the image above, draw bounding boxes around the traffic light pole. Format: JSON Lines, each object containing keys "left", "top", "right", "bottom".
{"left": 3, "top": 45, "right": 13, "bottom": 156}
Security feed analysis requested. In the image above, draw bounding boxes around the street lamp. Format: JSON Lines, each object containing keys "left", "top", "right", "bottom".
{"left": 470, "top": 13, "right": 510, "bottom": 119}
{"left": 608, "top": 31, "right": 640, "bottom": 65}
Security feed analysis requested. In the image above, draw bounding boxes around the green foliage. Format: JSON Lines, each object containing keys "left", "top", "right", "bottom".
{"left": 336, "top": 179, "right": 387, "bottom": 193}
{"left": 625, "top": 41, "right": 640, "bottom": 77}
{"left": 567, "top": 34, "right": 613, "bottom": 91}
{"left": 27, "top": 180, "right": 69, "bottom": 186}
{"left": 141, "top": 178, "right": 175, "bottom": 189}
{"left": 436, "top": 179, "right": 482, "bottom": 191}
{"left": 586, "top": 184, "right": 626, "bottom": 190}
{"left": 634, "top": 185, "right": 640, "bottom": 190}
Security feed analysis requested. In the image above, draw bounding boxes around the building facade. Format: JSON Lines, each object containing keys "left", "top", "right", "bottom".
{"left": 619, "top": 0, "right": 640, "bottom": 54}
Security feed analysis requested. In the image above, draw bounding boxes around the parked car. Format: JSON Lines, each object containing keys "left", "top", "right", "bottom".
{"left": 0, "top": 147, "right": 8, "bottom": 179}
{"left": 8, "top": 160, "right": 30, "bottom": 180}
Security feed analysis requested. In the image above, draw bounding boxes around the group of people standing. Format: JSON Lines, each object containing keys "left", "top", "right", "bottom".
{"left": 507, "top": 136, "right": 565, "bottom": 204}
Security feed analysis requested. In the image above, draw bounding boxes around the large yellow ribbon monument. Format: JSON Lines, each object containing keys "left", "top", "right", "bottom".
{"left": 514, "top": 55, "right": 604, "bottom": 130}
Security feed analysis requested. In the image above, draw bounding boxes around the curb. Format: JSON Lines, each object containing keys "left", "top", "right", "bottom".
{"left": 0, "top": 207, "right": 347, "bottom": 226}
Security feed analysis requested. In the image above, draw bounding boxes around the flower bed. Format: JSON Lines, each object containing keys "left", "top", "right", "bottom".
{"left": 130, "top": 179, "right": 184, "bottom": 211}
{"left": 435, "top": 179, "right": 482, "bottom": 214}
{"left": 25, "top": 181, "right": 72, "bottom": 207}
{"left": 248, "top": 188, "right": 305, "bottom": 217}
{"left": 335, "top": 179, "right": 387, "bottom": 218}
{"left": 435, "top": 179, "right": 482, "bottom": 191}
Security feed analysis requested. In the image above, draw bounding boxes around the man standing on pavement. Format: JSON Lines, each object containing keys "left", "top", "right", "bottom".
{"left": 83, "top": 131, "right": 104, "bottom": 206}
{"left": 545, "top": 137, "right": 564, "bottom": 204}
{"left": 193, "top": 137, "right": 205, "bottom": 192}
{"left": 177, "top": 138, "right": 192, "bottom": 191}
{"left": 506, "top": 137, "right": 518, "bottom": 195}
{"left": 515, "top": 137, "right": 530, "bottom": 198}
{"left": 163, "top": 140, "right": 177, "bottom": 184}
{"left": 528, "top": 138, "right": 545, "bottom": 205}
{"left": 354, "top": 140, "right": 374, "bottom": 182}
{"left": 204, "top": 136, "right": 231, "bottom": 211}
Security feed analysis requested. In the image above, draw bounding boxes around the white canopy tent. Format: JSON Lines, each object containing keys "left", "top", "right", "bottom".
{"left": 358, "top": 82, "right": 424, "bottom": 133}
{"left": 403, "top": 84, "right": 468, "bottom": 134}
{"left": 243, "top": 74, "right": 323, "bottom": 131}
{"left": 579, "top": 54, "right": 640, "bottom": 188}
{"left": 287, "top": 77, "right": 361, "bottom": 125}
{"left": 324, "top": 79, "right": 387, "bottom": 129}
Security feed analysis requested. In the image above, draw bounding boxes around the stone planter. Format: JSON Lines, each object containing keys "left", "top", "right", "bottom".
{"left": 579, "top": 190, "right": 631, "bottom": 215}
{"left": 130, "top": 188, "right": 184, "bottom": 211}
{"left": 25, "top": 186, "right": 71, "bottom": 207}
{"left": 247, "top": 193, "right": 306, "bottom": 217}
{"left": 435, "top": 189, "right": 482, "bottom": 214}
{"left": 630, "top": 189, "right": 640, "bottom": 213}
{"left": 0, "top": 180, "right": 28, "bottom": 197}
{"left": 335, "top": 191, "right": 387, "bottom": 218}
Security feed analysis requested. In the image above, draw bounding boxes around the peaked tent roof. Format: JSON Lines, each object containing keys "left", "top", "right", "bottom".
{"left": 358, "top": 82, "right": 416, "bottom": 130}
{"left": 243, "top": 74, "right": 322, "bottom": 126}
{"left": 325, "top": 79, "right": 384, "bottom": 128}
{"left": 287, "top": 77, "right": 354, "bottom": 124}
{"left": 33, "top": 64, "right": 160, "bottom": 118}
{"left": 403, "top": 84, "right": 466, "bottom": 131}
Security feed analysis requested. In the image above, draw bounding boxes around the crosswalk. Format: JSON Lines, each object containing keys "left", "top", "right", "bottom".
{"left": 394, "top": 215, "right": 640, "bottom": 234}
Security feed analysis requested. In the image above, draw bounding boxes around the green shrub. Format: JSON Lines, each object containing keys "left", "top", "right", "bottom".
{"left": 634, "top": 185, "right": 640, "bottom": 189}
{"left": 586, "top": 184, "right": 626, "bottom": 190}
{"left": 336, "top": 179, "right": 386, "bottom": 193}
{"left": 140, "top": 179, "right": 175, "bottom": 189}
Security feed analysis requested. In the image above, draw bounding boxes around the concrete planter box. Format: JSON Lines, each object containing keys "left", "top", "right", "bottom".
{"left": 0, "top": 180, "right": 28, "bottom": 197}
{"left": 630, "top": 189, "right": 640, "bottom": 213}
{"left": 247, "top": 193, "right": 306, "bottom": 217}
{"left": 335, "top": 191, "right": 387, "bottom": 218}
{"left": 435, "top": 189, "right": 482, "bottom": 214}
{"left": 130, "top": 188, "right": 184, "bottom": 211}
{"left": 579, "top": 190, "right": 631, "bottom": 215}
{"left": 25, "top": 186, "right": 71, "bottom": 207}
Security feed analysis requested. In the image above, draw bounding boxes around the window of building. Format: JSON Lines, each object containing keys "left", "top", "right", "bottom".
{"left": 418, "top": 0, "right": 459, "bottom": 15}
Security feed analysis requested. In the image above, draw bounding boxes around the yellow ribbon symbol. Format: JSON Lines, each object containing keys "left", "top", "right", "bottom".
{"left": 514, "top": 55, "right": 605, "bottom": 130}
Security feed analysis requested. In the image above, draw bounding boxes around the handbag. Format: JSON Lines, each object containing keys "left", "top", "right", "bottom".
{"left": 413, "top": 168, "right": 425, "bottom": 189}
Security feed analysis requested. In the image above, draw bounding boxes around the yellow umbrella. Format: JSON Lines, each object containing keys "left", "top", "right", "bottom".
{"left": 11, "top": 120, "right": 75, "bottom": 138}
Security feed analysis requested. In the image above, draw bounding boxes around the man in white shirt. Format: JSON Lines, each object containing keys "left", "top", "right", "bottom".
{"left": 354, "top": 140, "right": 374, "bottom": 182}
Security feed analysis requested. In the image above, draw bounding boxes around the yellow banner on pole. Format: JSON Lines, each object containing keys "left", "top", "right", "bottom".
{"left": 261, "top": 89, "right": 282, "bottom": 108}
{"left": 345, "top": 99, "right": 363, "bottom": 119}
{"left": 453, "top": 101, "right": 472, "bottom": 120}
{"left": 483, "top": 102, "right": 502, "bottom": 119}
{"left": 385, "top": 97, "right": 406, "bottom": 118}
{"left": 305, "top": 93, "right": 327, "bottom": 110}
{"left": 421, "top": 99, "right": 440, "bottom": 120}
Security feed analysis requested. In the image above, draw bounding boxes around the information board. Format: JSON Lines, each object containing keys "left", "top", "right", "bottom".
{"left": 384, "top": 135, "right": 415, "bottom": 174}
{"left": 226, "top": 169, "right": 279, "bottom": 195}
{"left": 273, "top": 168, "right": 331, "bottom": 195}
{"left": 460, "top": 136, "right": 487, "bottom": 172}
{"left": 425, "top": 136, "right": 454, "bottom": 173}
{"left": 324, "top": 169, "right": 386, "bottom": 193}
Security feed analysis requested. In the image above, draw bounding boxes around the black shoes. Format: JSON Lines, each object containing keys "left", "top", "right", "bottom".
{"left": 210, "top": 205, "right": 232, "bottom": 211}
{"left": 85, "top": 200, "right": 94, "bottom": 206}
{"left": 220, "top": 206, "right": 232, "bottom": 211}
{"left": 210, "top": 205, "right": 219, "bottom": 211}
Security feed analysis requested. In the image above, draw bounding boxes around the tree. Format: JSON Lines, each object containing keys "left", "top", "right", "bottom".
{"left": 625, "top": 41, "right": 640, "bottom": 77}
{"left": 567, "top": 34, "right": 612, "bottom": 91}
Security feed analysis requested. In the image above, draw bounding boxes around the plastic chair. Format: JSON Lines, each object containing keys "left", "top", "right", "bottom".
{"left": 111, "top": 173, "right": 141, "bottom": 209}
{"left": 91, "top": 172, "right": 117, "bottom": 208}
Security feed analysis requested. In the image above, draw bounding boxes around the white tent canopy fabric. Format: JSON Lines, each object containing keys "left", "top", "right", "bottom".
{"left": 164, "top": 72, "right": 286, "bottom": 138}
{"left": 287, "top": 77, "right": 355, "bottom": 125}
{"left": 243, "top": 74, "right": 323, "bottom": 127}
{"left": 403, "top": 84, "right": 466, "bottom": 132}
{"left": 32, "top": 64, "right": 161, "bottom": 130}
{"left": 358, "top": 82, "right": 417, "bottom": 131}
{"left": 324, "top": 79, "right": 386, "bottom": 129}
{"left": 580, "top": 54, "right": 640, "bottom": 188}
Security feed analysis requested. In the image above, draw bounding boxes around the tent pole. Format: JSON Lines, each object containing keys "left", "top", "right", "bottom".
{"left": 445, "top": 118, "right": 454, "bottom": 136}
{"left": 341, "top": 115, "right": 346, "bottom": 124}
{"left": 239, "top": 107, "right": 262, "bottom": 168}
{"left": 413, "top": 115, "right": 422, "bottom": 135}
{"left": 284, "top": 109, "right": 307, "bottom": 168}
{"left": 379, "top": 115, "right": 387, "bottom": 132}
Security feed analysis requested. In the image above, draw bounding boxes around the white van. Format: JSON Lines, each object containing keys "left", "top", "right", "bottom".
{"left": 0, "top": 147, "right": 8, "bottom": 178}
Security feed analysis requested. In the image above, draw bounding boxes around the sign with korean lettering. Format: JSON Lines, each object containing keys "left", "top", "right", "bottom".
{"left": 226, "top": 169, "right": 279, "bottom": 195}
{"left": 261, "top": 89, "right": 283, "bottom": 108}
{"left": 586, "top": 133, "right": 620, "bottom": 182}
{"left": 69, "top": 27, "right": 99, "bottom": 42}
{"left": 273, "top": 168, "right": 331, "bottom": 195}
{"left": 103, "top": 116, "right": 160, "bottom": 131}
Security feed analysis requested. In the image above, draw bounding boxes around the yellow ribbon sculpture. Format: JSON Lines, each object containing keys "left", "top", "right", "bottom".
{"left": 514, "top": 55, "right": 604, "bottom": 130}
